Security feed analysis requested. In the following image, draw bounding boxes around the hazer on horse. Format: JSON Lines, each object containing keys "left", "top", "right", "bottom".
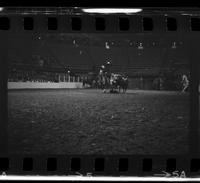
{"left": 98, "top": 68, "right": 110, "bottom": 93}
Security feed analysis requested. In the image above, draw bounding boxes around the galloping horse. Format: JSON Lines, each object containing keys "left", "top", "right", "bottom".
{"left": 98, "top": 73, "right": 110, "bottom": 93}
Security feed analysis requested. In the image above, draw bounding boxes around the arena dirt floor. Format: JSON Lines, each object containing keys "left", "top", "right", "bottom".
{"left": 8, "top": 89, "right": 190, "bottom": 155}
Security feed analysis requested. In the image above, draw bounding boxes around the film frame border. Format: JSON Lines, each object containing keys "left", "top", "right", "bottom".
{"left": 0, "top": 7, "right": 199, "bottom": 176}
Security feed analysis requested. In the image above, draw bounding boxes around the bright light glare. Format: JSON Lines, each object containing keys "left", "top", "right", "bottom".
{"left": 0, "top": 7, "right": 4, "bottom": 12}
{"left": 82, "top": 8, "right": 142, "bottom": 14}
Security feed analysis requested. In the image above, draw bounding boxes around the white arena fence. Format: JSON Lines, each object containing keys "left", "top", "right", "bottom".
{"left": 8, "top": 82, "right": 83, "bottom": 89}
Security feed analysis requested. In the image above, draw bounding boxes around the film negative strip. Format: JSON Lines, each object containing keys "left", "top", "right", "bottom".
{"left": 0, "top": 7, "right": 199, "bottom": 178}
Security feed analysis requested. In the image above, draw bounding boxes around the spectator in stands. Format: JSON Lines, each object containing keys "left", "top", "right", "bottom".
{"left": 140, "top": 76, "right": 144, "bottom": 90}
{"left": 159, "top": 76, "right": 164, "bottom": 90}
{"left": 153, "top": 77, "right": 159, "bottom": 90}
{"left": 153, "top": 76, "right": 164, "bottom": 90}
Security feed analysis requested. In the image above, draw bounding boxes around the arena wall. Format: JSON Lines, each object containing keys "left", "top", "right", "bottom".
{"left": 8, "top": 82, "right": 83, "bottom": 89}
{"left": 128, "top": 77, "right": 154, "bottom": 90}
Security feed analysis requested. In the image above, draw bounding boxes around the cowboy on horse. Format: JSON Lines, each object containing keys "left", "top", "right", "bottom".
{"left": 98, "top": 65, "right": 109, "bottom": 92}
{"left": 97, "top": 61, "right": 128, "bottom": 93}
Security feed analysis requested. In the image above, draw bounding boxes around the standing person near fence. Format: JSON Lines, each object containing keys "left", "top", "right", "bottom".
{"left": 181, "top": 74, "right": 189, "bottom": 93}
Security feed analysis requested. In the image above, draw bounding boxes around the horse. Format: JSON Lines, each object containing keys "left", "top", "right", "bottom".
{"left": 120, "top": 76, "right": 128, "bottom": 93}
{"left": 97, "top": 71, "right": 128, "bottom": 93}
{"left": 110, "top": 74, "right": 128, "bottom": 93}
{"left": 98, "top": 74, "right": 110, "bottom": 93}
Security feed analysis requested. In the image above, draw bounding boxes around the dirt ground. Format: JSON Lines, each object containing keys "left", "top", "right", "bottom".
{"left": 8, "top": 89, "right": 190, "bottom": 155}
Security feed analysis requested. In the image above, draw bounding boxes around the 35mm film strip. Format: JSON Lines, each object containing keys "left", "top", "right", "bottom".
{"left": 1, "top": 12, "right": 200, "bottom": 32}
{"left": 1, "top": 156, "right": 200, "bottom": 177}
{"left": 0, "top": 7, "right": 199, "bottom": 178}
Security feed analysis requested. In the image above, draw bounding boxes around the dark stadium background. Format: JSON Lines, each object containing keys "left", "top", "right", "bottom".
{"left": 7, "top": 33, "right": 189, "bottom": 89}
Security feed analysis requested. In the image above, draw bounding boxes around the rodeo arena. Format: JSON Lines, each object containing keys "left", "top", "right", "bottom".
{"left": 8, "top": 34, "right": 191, "bottom": 154}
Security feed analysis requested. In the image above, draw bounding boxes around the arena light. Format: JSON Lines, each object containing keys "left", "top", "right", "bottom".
{"left": 171, "top": 42, "right": 177, "bottom": 49}
{"left": 82, "top": 8, "right": 142, "bottom": 14}
{"left": 138, "top": 43, "right": 144, "bottom": 50}
{"left": 0, "top": 7, "right": 4, "bottom": 12}
{"left": 105, "top": 42, "right": 110, "bottom": 49}
{"left": 73, "top": 39, "right": 77, "bottom": 45}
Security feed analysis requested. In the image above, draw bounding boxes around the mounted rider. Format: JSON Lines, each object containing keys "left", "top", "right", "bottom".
{"left": 98, "top": 60, "right": 112, "bottom": 92}
{"left": 98, "top": 65, "right": 108, "bottom": 92}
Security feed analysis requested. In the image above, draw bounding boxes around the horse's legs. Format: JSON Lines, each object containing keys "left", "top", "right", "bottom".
{"left": 118, "top": 86, "right": 120, "bottom": 93}
{"left": 110, "top": 85, "right": 113, "bottom": 92}
{"left": 124, "top": 86, "right": 127, "bottom": 93}
{"left": 123, "top": 88, "right": 125, "bottom": 93}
